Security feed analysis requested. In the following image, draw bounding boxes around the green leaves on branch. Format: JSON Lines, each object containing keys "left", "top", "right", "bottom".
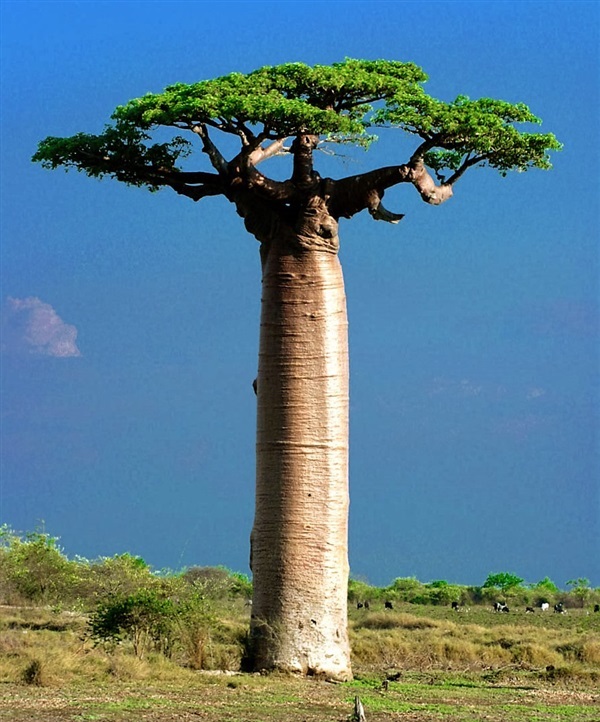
{"left": 482, "top": 572, "right": 525, "bottom": 593}
{"left": 32, "top": 58, "right": 561, "bottom": 193}
{"left": 32, "top": 125, "right": 191, "bottom": 189}
{"left": 379, "top": 94, "right": 562, "bottom": 175}
{"left": 112, "top": 58, "right": 427, "bottom": 145}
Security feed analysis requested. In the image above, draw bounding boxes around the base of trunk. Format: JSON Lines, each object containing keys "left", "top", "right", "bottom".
{"left": 243, "top": 618, "right": 352, "bottom": 680}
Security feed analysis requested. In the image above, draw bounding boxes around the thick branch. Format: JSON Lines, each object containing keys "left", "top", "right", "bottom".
{"left": 327, "top": 165, "right": 411, "bottom": 220}
{"left": 157, "top": 169, "right": 223, "bottom": 185}
{"left": 406, "top": 160, "right": 454, "bottom": 205}
{"left": 168, "top": 182, "right": 224, "bottom": 201}
{"left": 291, "top": 134, "right": 320, "bottom": 188}
{"left": 191, "top": 124, "right": 228, "bottom": 175}
{"left": 245, "top": 167, "right": 296, "bottom": 202}
{"left": 248, "top": 138, "right": 290, "bottom": 166}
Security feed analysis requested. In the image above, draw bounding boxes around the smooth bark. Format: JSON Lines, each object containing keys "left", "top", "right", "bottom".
{"left": 246, "top": 201, "right": 351, "bottom": 680}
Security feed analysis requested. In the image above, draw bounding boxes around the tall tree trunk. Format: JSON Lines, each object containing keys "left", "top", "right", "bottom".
{"left": 248, "top": 228, "right": 352, "bottom": 680}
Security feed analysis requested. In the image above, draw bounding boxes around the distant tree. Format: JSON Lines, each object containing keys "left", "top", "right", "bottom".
{"left": 34, "top": 59, "right": 560, "bottom": 679}
{"left": 482, "top": 572, "right": 524, "bottom": 595}
{"left": 0, "top": 525, "right": 77, "bottom": 605}
{"left": 181, "top": 565, "right": 252, "bottom": 600}
{"left": 566, "top": 578, "right": 591, "bottom": 608}
{"left": 532, "top": 576, "right": 559, "bottom": 593}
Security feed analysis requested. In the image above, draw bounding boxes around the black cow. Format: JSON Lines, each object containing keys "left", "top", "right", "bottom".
{"left": 451, "top": 601, "right": 460, "bottom": 611}
{"left": 525, "top": 606, "right": 535, "bottom": 613}
{"left": 594, "top": 604, "right": 599, "bottom": 613}
{"left": 384, "top": 601, "right": 394, "bottom": 610}
{"left": 554, "top": 602, "right": 565, "bottom": 614}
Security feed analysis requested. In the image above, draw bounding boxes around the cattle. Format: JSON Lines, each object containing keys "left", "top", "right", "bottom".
{"left": 451, "top": 601, "right": 460, "bottom": 611}
{"left": 494, "top": 602, "right": 509, "bottom": 613}
{"left": 525, "top": 606, "right": 535, "bottom": 613}
{"left": 384, "top": 601, "right": 394, "bottom": 610}
{"left": 540, "top": 602, "right": 550, "bottom": 611}
{"left": 356, "top": 602, "right": 364, "bottom": 609}
{"left": 594, "top": 604, "right": 599, "bottom": 613}
{"left": 364, "top": 601, "right": 370, "bottom": 610}
{"left": 554, "top": 603, "right": 565, "bottom": 614}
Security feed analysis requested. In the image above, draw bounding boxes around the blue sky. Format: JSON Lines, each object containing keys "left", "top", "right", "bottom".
{"left": 1, "top": 0, "right": 598, "bottom": 588}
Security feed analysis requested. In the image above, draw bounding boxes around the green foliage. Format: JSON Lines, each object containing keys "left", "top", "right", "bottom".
{"left": 0, "top": 525, "right": 79, "bottom": 605}
{"left": 32, "top": 58, "right": 561, "bottom": 189}
{"left": 482, "top": 572, "right": 525, "bottom": 594}
{"left": 377, "top": 94, "right": 562, "bottom": 175}
{"left": 533, "top": 576, "right": 560, "bottom": 593}
{"left": 112, "top": 59, "right": 426, "bottom": 143}
{"left": 180, "top": 565, "right": 252, "bottom": 600}
{"left": 89, "top": 589, "right": 176, "bottom": 658}
{"left": 348, "top": 577, "right": 379, "bottom": 603}
{"left": 171, "top": 583, "right": 219, "bottom": 669}
{"left": 32, "top": 127, "right": 190, "bottom": 190}
{"left": 566, "top": 578, "right": 591, "bottom": 608}
{"left": 82, "top": 553, "right": 156, "bottom": 601}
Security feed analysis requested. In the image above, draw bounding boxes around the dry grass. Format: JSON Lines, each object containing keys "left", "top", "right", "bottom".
{"left": 0, "top": 603, "right": 598, "bottom": 721}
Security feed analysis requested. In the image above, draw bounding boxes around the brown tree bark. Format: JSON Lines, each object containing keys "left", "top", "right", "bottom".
{"left": 229, "top": 139, "right": 456, "bottom": 680}
{"left": 244, "top": 196, "right": 352, "bottom": 680}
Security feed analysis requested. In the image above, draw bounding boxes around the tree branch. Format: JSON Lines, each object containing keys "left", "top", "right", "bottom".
{"left": 245, "top": 167, "right": 296, "bottom": 202}
{"left": 191, "top": 124, "right": 228, "bottom": 175}
{"left": 445, "top": 154, "right": 486, "bottom": 185}
{"left": 327, "top": 165, "right": 411, "bottom": 219}
{"left": 248, "top": 138, "right": 290, "bottom": 166}
{"left": 168, "top": 182, "right": 224, "bottom": 201}
{"left": 291, "top": 134, "right": 320, "bottom": 188}
{"left": 406, "top": 160, "right": 454, "bottom": 204}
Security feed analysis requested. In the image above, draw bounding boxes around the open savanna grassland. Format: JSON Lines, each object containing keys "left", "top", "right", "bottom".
{"left": 0, "top": 603, "right": 598, "bottom": 722}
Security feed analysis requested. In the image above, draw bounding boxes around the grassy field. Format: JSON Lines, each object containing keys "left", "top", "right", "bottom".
{"left": 1, "top": 602, "right": 598, "bottom": 721}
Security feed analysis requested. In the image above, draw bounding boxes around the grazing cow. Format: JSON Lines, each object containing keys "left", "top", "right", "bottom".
{"left": 594, "top": 604, "right": 599, "bottom": 613}
{"left": 451, "top": 601, "right": 460, "bottom": 611}
{"left": 540, "top": 602, "right": 549, "bottom": 611}
{"left": 364, "top": 601, "right": 370, "bottom": 609}
{"left": 384, "top": 601, "right": 394, "bottom": 610}
{"left": 494, "top": 602, "right": 509, "bottom": 613}
{"left": 554, "top": 603, "right": 565, "bottom": 614}
{"left": 525, "top": 607, "right": 535, "bottom": 614}
{"left": 356, "top": 602, "right": 364, "bottom": 609}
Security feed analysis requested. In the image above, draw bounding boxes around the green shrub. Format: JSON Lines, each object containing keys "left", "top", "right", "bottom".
{"left": 0, "top": 525, "right": 79, "bottom": 606}
{"left": 89, "top": 589, "right": 176, "bottom": 658}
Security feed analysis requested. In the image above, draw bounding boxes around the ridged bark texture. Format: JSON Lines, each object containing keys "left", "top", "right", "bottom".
{"left": 250, "top": 239, "right": 351, "bottom": 680}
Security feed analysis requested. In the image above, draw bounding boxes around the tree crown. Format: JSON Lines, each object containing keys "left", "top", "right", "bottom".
{"left": 33, "top": 59, "right": 561, "bottom": 221}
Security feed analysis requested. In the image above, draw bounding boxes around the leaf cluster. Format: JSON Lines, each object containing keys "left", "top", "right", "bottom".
{"left": 482, "top": 572, "right": 525, "bottom": 593}
{"left": 112, "top": 58, "right": 427, "bottom": 146}
{"left": 32, "top": 58, "right": 561, "bottom": 192}
{"left": 32, "top": 126, "right": 190, "bottom": 190}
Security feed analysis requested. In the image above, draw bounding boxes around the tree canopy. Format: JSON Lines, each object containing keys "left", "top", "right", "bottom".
{"left": 33, "top": 58, "right": 561, "bottom": 224}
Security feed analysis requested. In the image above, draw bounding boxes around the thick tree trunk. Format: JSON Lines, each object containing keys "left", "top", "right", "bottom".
{"left": 247, "top": 231, "right": 351, "bottom": 680}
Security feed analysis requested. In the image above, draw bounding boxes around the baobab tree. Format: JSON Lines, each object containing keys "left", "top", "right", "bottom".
{"left": 33, "top": 59, "right": 560, "bottom": 680}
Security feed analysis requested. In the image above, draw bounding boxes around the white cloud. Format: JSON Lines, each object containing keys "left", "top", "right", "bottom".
{"left": 429, "top": 376, "right": 482, "bottom": 398}
{"left": 3, "top": 296, "right": 81, "bottom": 358}
{"left": 526, "top": 387, "right": 547, "bottom": 400}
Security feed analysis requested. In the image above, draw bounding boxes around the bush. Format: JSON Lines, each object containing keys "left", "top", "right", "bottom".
{"left": 89, "top": 589, "right": 176, "bottom": 658}
{"left": 180, "top": 566, "right": 252, "bottom": 602}
{"left": 0, "top": 526, "right": 79, "bottom": 606}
